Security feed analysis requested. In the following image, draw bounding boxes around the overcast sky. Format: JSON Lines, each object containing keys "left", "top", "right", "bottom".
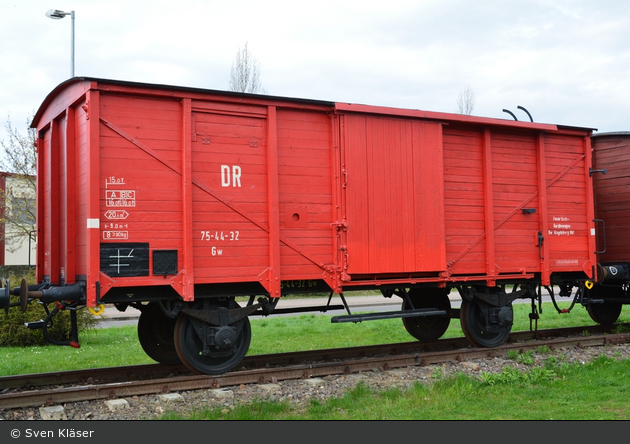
{"left": 2, "top": 0, "right": 629, "bottom": 136}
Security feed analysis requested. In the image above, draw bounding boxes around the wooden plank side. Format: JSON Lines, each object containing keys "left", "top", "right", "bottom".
{"left": 490, "top": 130, "right": 540, "bottom": 274}
{"left": 344, "top": 114, "right": 445, "bottom": 275}
{"left": 73, "top": 101, "right": 89, "bottom": 278}
{"left": 98, "top": 94, "right": 185, "bottom": 284}
{"left": 443, "top": 126, "right": 486, "bottom": 275}
{"left": 36, "top": 127, "right": 50, "bottom": 283}
{"left": 442, "top": 126, "right": 587, "bottom": 278}
{"left": 85, "top": 91, "right": 101, "bottom": 305}
{"left": 63, "top": 107, "right": 77, "bottom": 284}
{"left": 52, "top": 116, "right": 64, "bottom": 284}
{"left": 592, "top": 134, "right": 630, "bottom": 262}
{"left": 191, "top": 108, "right": 270, "bottom": 283}
{"left": 58, "top": 114, "right": 68, "bottom": 283}
{"left": 344, "top": 115, "right": 370, "bottom": 271}
{"left": 276, "top": 109, "right": 334, "bottom": 280}
{"left": 413, "top": 121, "right": 446, "bottom": 272}
{"left": 544, "top": 134, "right": 591, "bottom": 272}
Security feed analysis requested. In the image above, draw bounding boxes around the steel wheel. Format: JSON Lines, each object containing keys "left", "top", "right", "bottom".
{"left": 585, "top": 284, "right": 624, "bottom": 325}
{"left": 174, "top": 304, "right": 251, "bottom": 375}
{"left": 137, "top": 302, "right": 181, "bottom": 365}
{"left": 402, "top": 288, "right": 451, "bottom": 342}
{"left": 587, "top": 302, "right": 622, "bottom": 325}
{"left": 460, "top": 297, "right": 512, "bottom": 348}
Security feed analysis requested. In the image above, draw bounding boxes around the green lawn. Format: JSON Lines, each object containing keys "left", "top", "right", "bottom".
{"left": 161, "top": 354, "right": 630, "bottom": 420}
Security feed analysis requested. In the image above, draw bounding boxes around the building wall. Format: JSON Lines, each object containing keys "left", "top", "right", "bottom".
{"left": 0, "top": 173, "right": 37, "bottom": 266}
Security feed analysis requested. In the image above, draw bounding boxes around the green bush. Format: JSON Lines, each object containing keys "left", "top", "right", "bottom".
{"left": 0, "top": 268, "right": 97, "bottom": 346}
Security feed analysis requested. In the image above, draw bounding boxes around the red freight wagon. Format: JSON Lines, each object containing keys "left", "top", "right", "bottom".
{"left": 7, "top": 78, "right": 599, "bottom": 374}
{"left": 592, "top": 132, "right": 630, "bottom": 264}
{"left": 587, "top": 132, "right": 630, "bottom": 324}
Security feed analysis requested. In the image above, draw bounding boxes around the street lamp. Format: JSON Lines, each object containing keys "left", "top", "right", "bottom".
{"left": 45, "top": 9, "right": 75, "bottom": 78}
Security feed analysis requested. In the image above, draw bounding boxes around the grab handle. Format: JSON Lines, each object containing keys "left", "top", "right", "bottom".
{"left": 593, "top": 219, "right": 606, "bottom": 254}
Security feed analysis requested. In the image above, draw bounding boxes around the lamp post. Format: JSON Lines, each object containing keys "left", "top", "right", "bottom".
{"left": 45, "top": 9, "right": 75, "bottom": 78}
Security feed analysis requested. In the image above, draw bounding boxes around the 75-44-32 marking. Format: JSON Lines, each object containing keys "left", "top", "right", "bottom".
{"left": 200, "top": 231, "right": 240, "bottom": 241}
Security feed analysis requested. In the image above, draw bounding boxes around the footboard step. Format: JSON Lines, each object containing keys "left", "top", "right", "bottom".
{"left": 331, "top": 309, "right": 447, "bottom": 323}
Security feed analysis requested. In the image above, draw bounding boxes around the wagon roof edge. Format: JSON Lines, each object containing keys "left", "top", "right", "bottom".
{"left": 31, "top": 77, "right": 336, "bottom": 128}
{"left": 334, "top": 103, "right": 596, "bottom": 133}
{"left": 591, "top": 131, "right": 630, "bottom": 138}
{"left": 31, "top": 77, "right": 597, "bottom": 134}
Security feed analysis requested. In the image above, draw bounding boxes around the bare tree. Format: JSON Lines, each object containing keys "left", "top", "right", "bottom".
{"left": 457, "top": 84, "right": 476, "bottom": 115}
{"left": 0, "top": 116, "right": 36, "bottom": 253}
{"left": 228, "top": 42, "right": 266, "bottom": 94}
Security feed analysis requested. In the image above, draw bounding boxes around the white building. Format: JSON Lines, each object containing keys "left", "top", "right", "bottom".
{"left": 0, "top": 172, "right": 36, "bottom": 266}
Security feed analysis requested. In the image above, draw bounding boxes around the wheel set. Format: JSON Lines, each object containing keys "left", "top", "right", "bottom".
{"left": 401, "top": 288, "right": 452, "bottom": 342}
{"left": 584, "top": 284, "right": 623, "bottom": 326}
{"left": 399, "top": 287, "right": 514, "bottom": 348}
{"left": 460, "top": 297, "right": 513, "bottom": 348}
{"left": 137, "top": 300, "right": 252, "bottom": 375}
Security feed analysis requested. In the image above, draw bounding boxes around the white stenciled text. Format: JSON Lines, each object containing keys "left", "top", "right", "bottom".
{"left": 221, "top": 165, "right": 241, "bottom": 187}
{"left": 200, "top": 231, "right": 239, "bottom": 242}
{"left": 549, "top": 216, "right": 574, "bottom": 236}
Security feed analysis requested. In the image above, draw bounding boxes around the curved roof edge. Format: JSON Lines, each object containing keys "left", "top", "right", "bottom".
{"left": 591, "top": 131, "right": 630, "bottom": 138}
{"left": 335, "top": 103, "right": 573, "bottom": 132}
{"left": 32, "top": 77, "right": 336, "bottom": 128}
{"left": 32, "top": 77, "right": 597, "bottom": 134}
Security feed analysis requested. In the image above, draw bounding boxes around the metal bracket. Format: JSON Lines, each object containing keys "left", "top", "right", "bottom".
{"left": 593, "top": 219, "right": 606, "bottom": 254}
{"left": 589, "top": 167, "right": 607, "bottom": 176}
{"left": 182, "top": 301, "right": 264, "bottom": 326}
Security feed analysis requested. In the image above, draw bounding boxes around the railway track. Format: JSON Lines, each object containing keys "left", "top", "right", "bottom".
{"left": 1, "top": 324, "right": 629, "bottom": 410}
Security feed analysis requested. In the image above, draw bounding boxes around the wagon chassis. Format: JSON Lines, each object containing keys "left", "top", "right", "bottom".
{"left": 5, "top": 261, "right": 623, "bottom": 376}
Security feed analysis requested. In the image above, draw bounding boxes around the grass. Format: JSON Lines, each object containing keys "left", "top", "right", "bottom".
{"left": 0, "top": 326, "right": 147, "bottom": 376}
{"left": 160, "top": 355, "right": 630, "bottom": 420}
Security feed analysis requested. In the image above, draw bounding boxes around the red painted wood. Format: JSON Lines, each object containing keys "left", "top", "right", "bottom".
{"left": 63, "top": 107, "right": 77, "bottom": 285}
{"left": 265, "top": 106, "right": 281, "bottom": 297}
{"left": 30, "top": 78, "right": 597, "bottom": 305}
{"left": 86, "top": 90, "right": 101, "bottom": 305}
{"left": 482, "top": 129, "right": 496, "bottom": 285}
{"left": 74, "top": 99, "right": 89, "bottom": 279}
{"left": 179, "top": 98, "right": 194, "bottom": 301}
{"left": 35, "top": 128, "right": 47, "bottom": 284}
{"left": 46, "top": 117, "right": 60, "bottom": 283}
{"left": 536, "top": 134, "right": 550, "bottom": 285}
{"left": 343, "top": 115, "right": 445, "bottom": 275}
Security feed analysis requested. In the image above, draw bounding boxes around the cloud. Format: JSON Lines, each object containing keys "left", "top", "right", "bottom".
{"left": 2, "top": 0, "right": 630, "bottom": 133}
